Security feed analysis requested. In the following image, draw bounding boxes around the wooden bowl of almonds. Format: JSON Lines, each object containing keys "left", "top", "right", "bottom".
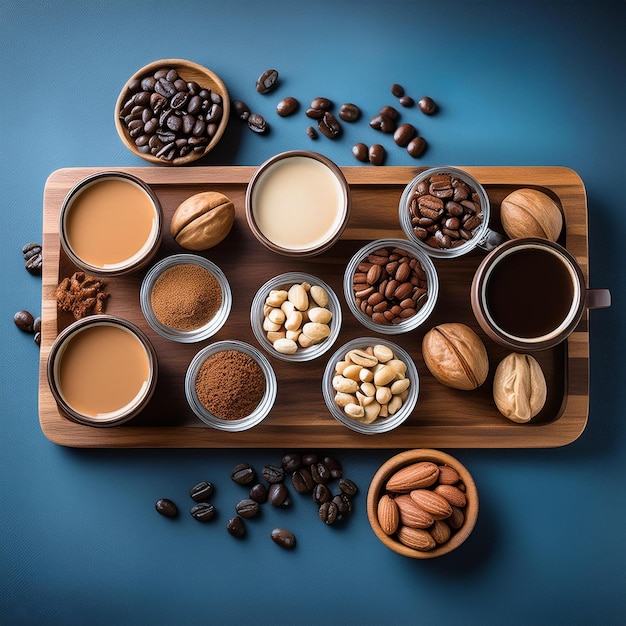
{"left": 367, "top": 449, "right": 478, "bottom": 558}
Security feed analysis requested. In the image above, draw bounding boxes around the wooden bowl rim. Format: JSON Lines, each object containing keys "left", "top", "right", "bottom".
{"left": 114, "top": 58, "right": 230, "bottom": 166}
{"left": 366, "top": 448, "right": 479, "bottom": 559}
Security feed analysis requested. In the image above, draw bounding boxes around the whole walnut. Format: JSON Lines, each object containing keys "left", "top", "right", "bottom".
{"left": 493, "top": 353, "right": 547, "bottom": 423}
{"left": 422, "top": 323, "right": 489, "bottom": 390}
{"left": 500, "top": 188, "right": 563, "bottom": 241}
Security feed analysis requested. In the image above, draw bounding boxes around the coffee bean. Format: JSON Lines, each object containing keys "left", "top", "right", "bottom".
{"left": 281, "top": 452, "right": 302, "bottom": 473}
{"left": 352, "top": 143, "right": 368, "bottom": 162}
{"left": 306, "top": 126, "right": 318, "bottom": 139}
{"left": 231, "top": 463, "right": 256, "bottom": 485}
{"left": 34, "top": 332, "right": 41, "bottom": 347}
{"left": 301, "top": 452, "right": 319, "bottom": 466}
{"left": 418, "top": 96, "right": 437, "bottom": 115}
{"left": 291, "top": 468, "right": 315, "bottom": 494}
{"left": 22, "top": 242, "right": 42, "bottom": 273}
{"left": 399, "top": 96, "right": 414, "bottom": 108}
{"left": 312, "top": 483, "right": 332, "bottom": 505}
{"left": 247, "top": 113, "right": 268, "bottom": 134}
{"left": 268, "top": 483, "right": 290, "bottom": 507}
{"left": 368, "top": 144, "right": 386, "bottom": 166}
{"left": 318, "top": 112, "right": 341, "bottom": 139}
{"left": 323, "top": 456, "right": 343, "bottom": 479}
{"left": 262, "top": 464, "right": 285, "bottom": 484}
{"left": 339, "top": 478, "right": 359, "bottom": 496}
{"left": 394, "top": 123, "right": 416, "bottom": 147}
{"left": 310, "top": 97, "right": 332, "bottom": 111}
{"left": 190, "top": 502, "right": 216, "bottom": 522}
{"left": 407, "top": 136, "right": 427, "bottom": 158}
{"left": 271, "top": 528, "right": 296, "bottom": 550}
{"left": 190, "top": 481, "right": 214, "bottom": 502}
{"left": 338, "top": 103, "right": 361, "bottom": 122}
{"left": 391, "top": 83, "right": 405, "bottom": 98}
{"left": 305, "top": 108, "right": 324, "bottom": 119}
{"left": 232, "top": 99, "right": 250, "bottom": 121}
{"left": 14, "top": 310, "right": 34, "bottom": 333}
{"left": 380, "top": 105, "right": 399, "bottom": 121}
{"left": 236, "top": 498, "right": 260, "bottom": 518}
{"left": 318, "top": 501, "right": 338, "bottom": 525}
{"left": 369, "top": 113, "right": 395, "bottom": 133}
{"left": 276, "top": 97, "right": 299, "bottom": 117}
{"left": 227, "top": 515, "right": 246, "bottom": 537}
{"left": 310, "top": 462, "right": 331, "bottom": 484}
{"left": 249, "top": 483, "right": 268, "bottom": 503}
{"left": 256, "top": 69, "right": 279, "bottom": 94}
{"left": 155, "top": 498, "right": 178, "bottom": 518}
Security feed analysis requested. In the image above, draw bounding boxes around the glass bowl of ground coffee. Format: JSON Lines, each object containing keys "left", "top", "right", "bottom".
{"left": 140, "top": 253, "right": 231, "bottom": 343}
{"left": 185, "top": 340, "right": 277, "bottom": 431}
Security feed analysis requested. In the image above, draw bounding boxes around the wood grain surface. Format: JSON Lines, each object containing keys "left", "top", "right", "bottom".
{"left": 38, "top": 165, "right": 590, "bottom": 448}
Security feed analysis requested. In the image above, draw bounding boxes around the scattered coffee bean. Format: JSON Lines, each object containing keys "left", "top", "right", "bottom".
{"left": 301, "top": 452, "right": 319, "bottom": 466}
{"left": 34, "top": 332, "right": 41, "bottom": 347}
{"left": 418, "top": 96, "right": 437, "bottom": 115}
{"left": 305, "top": 108, "right": 324, "bottom": 120}
{"left": 380, "top": 105, "right": 399, "bottom": 121}
{"left": 318, "top": 500, "right": 339, "bottom": 525}
{"left": 14, "top": 310, "right": 35, "bottom": 333}
{"left": 312, "top": 483, "right": 332, "bottom": 505}
{"left": 291, "top": 468, "right": 315, "bottom": 494}
{"left": 232, "top": 99, "right": 250, "bottom": 121}
{"left": 310, "top": 97, "right": 332, "bottom": 111}
{"left": 391, "top": 83, "right": 405, "bottom": 98}
{"left": 268, "top": 482, "right": 290, "bottom": 507}
{"left": 352, "top": 143, "right": 368, "bottom": 162}
{"left": 190, "top": 481, "right": 214, "bottom": 502}
{"left": 247, "top": 113, "right": 268, "bottom": 134}
{"left": 394, "top": 123, "right": 416, "bottom": 147}
{"left": 323, "top": 456, "right": 343, "bottom": 479}
{"left": 256, "top": 69, "right": 279, "bottom": 94}
{"left": 262, "top": 464, "right": 285, "bottom": 484}
{"left": 332, "top": 493, "right": 352, "bottom": 517}
{"left": 318, "top": 111, "right": 341, "bottom": 139}
{"left": 22, "top": 242, "right": 42, "bottom": 273}
{"left": 155, "top": 498, "right": 178, "bottom": 518}
{"left": 281, "top": 452, "right": 302, "bottom": 473}
{"left": 407, "top": 136, "right": 427, "bottom": 158}
{"left": 271, "top": 528, "right": 296, "bottom": 550}
{"left": 236, "top": 498, "right": 260, "bottom": 518}
{"left": 338, "top": 478, "right": 359, "bottom": 496}
{"left": 310, "top": 462, "right": 331, "bottom": 484}
{"left": 276, "top": 97, "right": 299, "bottom": 117}
{"left": 306, "top": 126, "right": 318, "bottom": 139}
{"left": 190, "top": 502, "right": 216, "bottom": 522}
{"left": 227, "top": 515, "right": 246, "bottom": 537}
{"left": 399, "top": 95, "right": 414, "bottom": 108}
{"left": 368, "top": 144, "right": 386, "bottom": 166}
{"left": 249, "top": 483, "right": 268, "bottom": 503}
{"left": 231, "top": 463, "right": 256, "bottom": 485}
{"left": 338, "top": 102, "right": 361, "bottom": 122}
{"left": 369, "top": 112, "right": 395, "bottom": 133}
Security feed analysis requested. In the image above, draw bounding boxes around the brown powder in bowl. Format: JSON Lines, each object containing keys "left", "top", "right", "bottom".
{"left": 195, "top": 350, "right": 266, "bottom": 420}
{"left": 151, "top": 263, "right": 221, "bottom": 330}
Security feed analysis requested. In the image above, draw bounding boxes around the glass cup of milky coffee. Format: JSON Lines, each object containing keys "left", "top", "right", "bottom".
{"left": 471, "top": 238, "right": 611, "bottom": 351}
{"left": 245, "top": 150, "right": 351, "bottom": 257}
{"left": 399, "top": 166, "right": 505, "bottom": 258}
{"left": 59, "top": 171, "right": 163, "bottom": 276}
{"left": 47, "top": 315, "right": 158, "bottom": 426}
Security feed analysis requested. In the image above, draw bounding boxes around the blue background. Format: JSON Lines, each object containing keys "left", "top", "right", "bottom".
{"left": 1, "top": 1, "right": 624, "bottom": 624}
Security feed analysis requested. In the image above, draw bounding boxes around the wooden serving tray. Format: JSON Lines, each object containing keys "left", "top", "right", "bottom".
{"left": 39, "top": 166, "right": 590, "bottom": 448}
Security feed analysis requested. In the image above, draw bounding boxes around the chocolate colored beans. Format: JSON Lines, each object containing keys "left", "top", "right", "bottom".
{"left": 281, "top": 452, "right": 302, "bottom": 473}
{"left": 352, "top": 143, "right": 368, "bottom": 162}
{"left": 305, "top": 108, "right": 324, "bottom": 120}
{"left": 394, "top": 123, "right": 416, "bottom": 147}
{"left": 399, "top": 96, "right": 414, "bottom": 108}
{"left": 268, "top": 483, "right": 290, "bottom": 507}
{"left": 318, "top": 112, "right": 341, "bottom": 139}
{"left": 292, "top": 468, "right": 315, "bottom": 494}
{"left": 313, "top": 483, "right": 332, "bottom": 505}
{"left": 418, "top": 96, "right": 437, "bottom": 115}
{"left": 368, "top": 144, "right": 385, "bottom": 166}
{"left": 256, "top": 69, "right": 279, "bottom": 94}
{"left": 276, "top": 97, "right": 299, "bottom": 117}
{"left": 232, "top": 100, "right": 250, "bottom": 121}
{"left": 247, "top": 113, "right": 268, "bottom": 134}
{"left": 306, "top": 126, "right": 318, "bottom": 139}
{"left": 262, "top": 464, "right": 285, "bottom": 484}
{"left": 191, "top": 502, "right": 216, "bottom": 522}
{"left": 310, "top": 97, "right": 332, "bottom": 111}
{"left": 155, "top": 498, "right": 178, "bottom": 518}
{"left": 391, "top": 83, "right": 405, "bottom": 97}
{"left": 319, "top": 501, "right": 339, "bottom": 525}
{"left": 310, "top": 462, "right": 331, "bottom": 484}
{"left": 323, "top": 456, "right": 343, "bottom": 479}
{"left": 339, "top": 103, "right": 361, "bottom": 122}
{"left": 14, "top": 310, "right": 35, "bottom": 333}
{"left": 407, "top": 136, "right": 427, "bottom": 158}
{"left": 249, "top": 483, "right": 268, "bottom": 503}
{"left": 271, "top": 528, "right": 296, "bottom": 550}
{"left": 231, "top": 463, "right": 256, "bottom": 485}
{"left": 22, "top": 242, "right": 42, "bottom": 273}
{"left": 227, "top": 516, "right": 246, "bottom": 537}
{"left": 339, "top": 478, "right": 359, "bottom": 496}
{"left": 236, "top": 498, "right": 260, "bottom": 518}
{"left": 190, "top": 481, "right": 214, "bottom": 502}
{"left": 301, "top": 452, "right": 319, "bottom": 465}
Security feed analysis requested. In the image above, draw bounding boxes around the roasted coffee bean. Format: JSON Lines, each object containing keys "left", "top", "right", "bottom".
{"left": 34, "top": 332, "right": 41, "bottom": 347}
{"left": 301, "top": 452, "right": 319, "bottom": 466}
{"left": 249, "top": 483, "right": 268, "bottom": 503}
{"left": 332, "top": 493, "right": 351, "bottom": 517}
{"left": 323, "top": 456, "right": 343, "bottom": 479}
{"left": 271, "top": 528, "right": 296, "bottom": 550}
{"left": 312, "top": 483, "right": 332, "bottom": 505}
{"left": 339, "top": 478, "right": 359, "bottom": 496}
{"left": 318, "top": 112, "right": 341, "bottom": 139}
{"left": 276, "top": 97, "right": 299, "bottom": 117}
{"left": 262, "top": 464, "right": 285, "bottom": 484}
{"left": 236, "top": 498, "right": 260, "bottom": 518}
{"left": 247, "top": 113, "right": 268, "bottom": 134}
{"left": 231, "top": 463, "right": 256, "bottom": 485}
{"left": 391, "top": 83, "right": 405, "bottom": 98}
{"left": 268, "top": 483, "right": 290, "bottom": 507}
{"left": 407, "top": 136, "right": 427, "bottom": 158}
{"left": 394, "top": 123, "right": 416, "bottom": 147}
{"left": 310, "top": 462, "right": 331, "bottom": 484}
{"left": 338, "top": 102, "right": 361, "bottom": 122}
{"left": 190, "top": 502, "right": 216, "bottom": 522}
{"left": 310, "top": 97, "right": 332, "bottom": 111}
{"left": 352, "top": 143, "right": 368, "bottom": 162}
{"left": 155, "top": 498, "right": 178, "bottom": 518}
{"left": 232, "top": 99, "right": 250, "bottom": 121}
{"left": 14, "top": 310, "right": 35, "bottom": 333}
{"left": 291, "top": 468, "right": 315, "bottom": 494}
{"left": 368, "top": 144, "right": 386, "bottom": 166}
{"left": 380, "top": 105, "right": 399, "bottom": 121}
{"left": 399, "top": 95, "right": 414, "bottom": 108}
{"left": 369, "top": 113, "right": 395, "bottom": 133}
{"left": 227, "top": 515, "right": 246, "bottom": 537}
{"left": 281, "top": 452, "right": 302, "bottom": 473}
{"left": 305, "top": 108, "right": 324, "bottom": 119}
{"left": 33, "top": 317, "right": 41, "bottom": 334}
{"left": 22, "top": 242, "right": 42, "bottom": 273}
{"left": 318, "top": 501, "right": 338, "bottom": 525}
{"left": 418, "top": 96, "right": 437, "bottom": 115}
{"left": 306, "top": 126, "right": 318, "bottom": 139}
{"left": 256, "top": 68, "right": 279, "bottom": 94}
{"left": 190, "top": 481, "right": 214, "bottom": 502}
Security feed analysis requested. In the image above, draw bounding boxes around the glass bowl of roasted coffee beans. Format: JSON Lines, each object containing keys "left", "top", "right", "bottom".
{"left": 343, "top": 238, "right": 438, "bottom": 335}
{"left": 185, "top": 340, "right": 277, "bottom": 431}
{"left": 140, "top": 254, "right": 232, "bottom": 343}
{"left": 115, "top": 58, "right": 230, "bottom": 166}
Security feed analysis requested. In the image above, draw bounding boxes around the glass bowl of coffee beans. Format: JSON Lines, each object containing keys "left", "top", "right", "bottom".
{"left": 140, "top": 254, "right": 232, "bottom": 343}
{"left": 343, "top": 238, "right": 438, "bottom": 335}
{"left": 367, "top": 449, "right": 479, "bottom": 558}
{"left": 399, "top": 166, "right": 498, "bottom": 259}
{"left": 321, "top": 337, "right": 420, "bottom": 435}
{"left": 185, "top": 340, "right": 277, "bottom": 432}
{"left": 250, "top": 272, "right": 342, "bottom": 362}
{"left": 115, "top": 58, "right": 230, "bottom": 166}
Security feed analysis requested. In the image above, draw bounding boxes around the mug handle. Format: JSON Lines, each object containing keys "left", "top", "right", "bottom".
{"left": 477, "top": 228, "right": 507, "bottom": 252}
{"left": 586, "top": 288, "right": 611, "bottom": 309}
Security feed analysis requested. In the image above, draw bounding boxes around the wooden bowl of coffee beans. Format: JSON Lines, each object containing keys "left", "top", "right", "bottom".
{"left": 115, "top": 58, "right": 230, "bottom": 166}
{"left": 367, "top": 449, "right": 478, "bottom": 558}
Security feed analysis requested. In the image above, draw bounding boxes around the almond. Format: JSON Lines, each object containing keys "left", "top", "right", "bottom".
{"left": 430, "top": 519, "right": 452, "bottom": 544}
{"left": 394, "top": 494, "right": 434, "bottom": 529}
{"left": 385, "top": 461, "right": 439, "bottom": 493}
{"left": 437, "top": 465, "right": 461, "bottom": 485}
{"left": 409, "top": 489, "right": 453, "bottom": 519}
{"left": 434, "top": 484, "right": 467, "bottom": 508}
{"left": 396, "top": 525, "right": 436, "bottom": 551}
{"left": 377, "top": 494, "right": 399, "bottom": 535}
{"left": 448, "top": 505, "right": 465, "bottom": 530}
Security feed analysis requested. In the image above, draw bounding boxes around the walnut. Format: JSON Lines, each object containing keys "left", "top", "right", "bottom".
{"left": 55, "top": 271, "right": 109, "bottom": 319}
{"left": 500, "top": 188, "right": 563, "bottom": 241}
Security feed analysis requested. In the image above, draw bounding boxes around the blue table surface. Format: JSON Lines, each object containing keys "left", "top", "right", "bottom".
{"left": 1, "top": 1, "right": 624, "bottom": 624}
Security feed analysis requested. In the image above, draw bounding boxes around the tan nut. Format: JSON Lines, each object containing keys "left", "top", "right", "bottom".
{"left": 493, "top": 352, "right": 547, "bottom": 423}
{"left": 310, "top": 285, "right": 328, "bottom": 307}
{"left": 288, "top": 283, "right": 309, "bottom": 311}
{"left": 170, "top": 191, "right": 235, "bottom": 251}
{"left": 500, "top": 188, "right": 563, "bottom": 241}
